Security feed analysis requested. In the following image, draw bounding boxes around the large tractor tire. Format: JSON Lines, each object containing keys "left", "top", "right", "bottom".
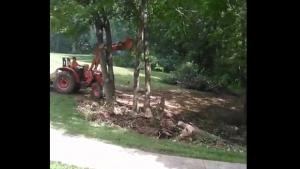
{"left": 54, "top": 71, "right": 76, "bottom": 94}
{"left": 91, "top": 82, "right": 104, "bottom": 99}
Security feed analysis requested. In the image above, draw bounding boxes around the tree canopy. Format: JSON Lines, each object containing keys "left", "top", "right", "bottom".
{"left": 50, "top": 0, "right": 247, "bottom": 90}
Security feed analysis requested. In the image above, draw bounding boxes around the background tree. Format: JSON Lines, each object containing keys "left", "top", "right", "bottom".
{"left": 50, "top": 0, "right": 119, "bottom": 104}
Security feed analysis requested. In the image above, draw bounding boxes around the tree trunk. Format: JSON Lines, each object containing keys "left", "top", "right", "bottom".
{"left": 143, "top": 0, "right": 152, "bottom": 118}
{"left": 133, "top": 2, "right": 145, "bottom": 112}
{"left": 132, "top": 54, "right": 141, "bottom": 112}
{"left": 94, "top": 13, "right": 104, "bottom": 43}
{"left": 144, "top": 47, "right": 152, "bottom": 117}
{"left": 104, "top": 17, "right": 115, "bottom": 98}
{"left": 94, "top": 12, "right": 114, "bottom": 104}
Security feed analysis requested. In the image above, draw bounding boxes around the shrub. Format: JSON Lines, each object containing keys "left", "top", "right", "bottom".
{"left": 113, "top": 52, "right": 135, "bottom": 68}
{"left": 166, "top": 62, "right": 210, "bottom": 90}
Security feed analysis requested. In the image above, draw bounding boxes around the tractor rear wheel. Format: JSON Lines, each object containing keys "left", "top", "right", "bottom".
{"left": 54, "top": 71, "right": 76, "bottom": 94}
{"left": 91, "top": 82, "right": 104, "bottom": 99}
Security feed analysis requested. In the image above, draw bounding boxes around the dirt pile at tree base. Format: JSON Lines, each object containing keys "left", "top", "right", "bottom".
{"left": 74, "top": 89, "right": 246, "bottom": 152}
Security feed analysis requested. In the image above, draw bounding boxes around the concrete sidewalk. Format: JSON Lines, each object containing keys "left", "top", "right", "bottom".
{"left": 50, "top": 127, "right": 246, "bottom": 169}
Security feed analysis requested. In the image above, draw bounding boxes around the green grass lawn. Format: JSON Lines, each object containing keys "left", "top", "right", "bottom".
{"left": 51, "top": 161, "right": 83, "bottom": 169}
{"left": 50, "top": 53, "right": 246, "bottom": 163}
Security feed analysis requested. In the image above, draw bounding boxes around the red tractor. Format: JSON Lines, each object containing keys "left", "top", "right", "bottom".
{"left": 52, "top": 37, "right": 133, "bottom": 99}
{"left": 53, "top": 57, "right": 104, "bottom": 98}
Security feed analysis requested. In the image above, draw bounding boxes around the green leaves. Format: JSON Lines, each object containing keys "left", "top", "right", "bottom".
{"left": 50, "top": 0, "right": 117, "bottom": 37}
{"left": 148, "top": 0, "right": 246, "bottom": 87}
{"left": 50, "top": 0, "right": 246, "bottom": 88}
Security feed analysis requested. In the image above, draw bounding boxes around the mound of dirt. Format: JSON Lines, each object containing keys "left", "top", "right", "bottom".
{"left": 74, "top": 88, "right": 246, "bottom": 151}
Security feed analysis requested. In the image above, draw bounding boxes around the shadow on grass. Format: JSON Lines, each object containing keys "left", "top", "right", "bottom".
{"left": 113, "top": 67, "right": 179, "bottom": 91}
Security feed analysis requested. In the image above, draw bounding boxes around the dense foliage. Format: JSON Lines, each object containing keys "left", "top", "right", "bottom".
{"left": 50, "top": 0, "right": 246, "bottom": 91}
